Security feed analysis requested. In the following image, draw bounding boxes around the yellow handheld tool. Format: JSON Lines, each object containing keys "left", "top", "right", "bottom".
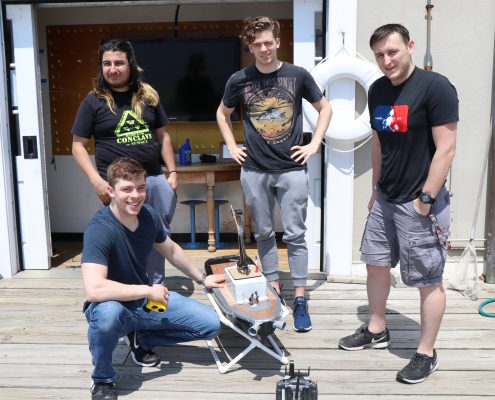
{"left": 144, "top": 299, "right": 167, "bottom": 313}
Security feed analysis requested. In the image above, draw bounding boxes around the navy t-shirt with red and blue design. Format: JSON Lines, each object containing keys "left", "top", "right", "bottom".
{"left": 369, "top": 67, "right": 459, "bottom": 203}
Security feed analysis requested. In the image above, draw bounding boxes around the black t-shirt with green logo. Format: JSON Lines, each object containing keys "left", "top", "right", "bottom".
{"left": 222, "top": 62, "right": 323, "bottom": 172}
{"left": 72, "top": 90, "right": 168, "bottom": 179}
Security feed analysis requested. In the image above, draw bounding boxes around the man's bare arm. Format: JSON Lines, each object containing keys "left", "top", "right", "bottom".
{"left": 414, "top": 122, "right": 457, "bottom": 215}
{"left": 368, "top": 130, "right": 382, "bottom": 211}
{"left": 291, "top": 97, "right": 332, "bottom": 164}
{"left": 72, "top": 135, "right": 109, "bottom": 203}
{"left": 154, "top": 237, "right": 225, "bottom": 288}
{"left": 155, "top": 126, "right": 178, "bottom": 190}
{"left": 216, "top": 101, "right": 247, "bottom": 165}
{"left": 81, "top": 262, "right": 168, "bottom": 304}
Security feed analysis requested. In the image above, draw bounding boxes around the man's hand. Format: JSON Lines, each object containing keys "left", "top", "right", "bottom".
{"left": 290, "top": 142, "right": 320, "bottom": 164}
{"left": 413, "top": 198, "right": 432, "bottom": 216}
{"left": 228, "top": 146, "right": 247, "bottom": 165}
{"left": 203, "top": 273, "right": 225, "bottom": 289}
{"left": 93, "top": 176, "right": 110, "bottom": 204}
{"left": 149, "top": 283, "right": 169, "bottom": 307}
{"left": 368, "top": 190, "right": 377, "bottom": 212}
{"left": 167, "top": 172, "right": 178, "bottom": 191}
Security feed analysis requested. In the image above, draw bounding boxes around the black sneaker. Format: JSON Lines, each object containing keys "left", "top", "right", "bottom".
{"left": 124, "top": 331, "right": 160, "bottom": 367}
{"left": 273, "top": 282, "right": 287, "bottom": 307}
{"left": 91, "top": 382, "right": 117, "bottom": 400}
{"left": 396, "top": 350, "right": 438, "bottom": 384}
{"left": 293, "top": 296, "right": 312, "bottom": 332}
{"left": 339, "top": 325, "right": 390, "bottom": 350}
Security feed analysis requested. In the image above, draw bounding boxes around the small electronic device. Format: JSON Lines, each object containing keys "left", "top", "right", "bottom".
{"left": 143, "top": 299, "right": 167, "bottom": 313}
{"left": 276, "top": 361, "right": 318, "bottom": 400}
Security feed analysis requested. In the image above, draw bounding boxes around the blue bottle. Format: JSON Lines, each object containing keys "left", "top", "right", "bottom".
{"left": 179, "top": 138, "right": 192, "bottom": 165}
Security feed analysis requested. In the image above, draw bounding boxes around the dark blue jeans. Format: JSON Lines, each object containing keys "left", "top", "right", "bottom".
{"left": 84, "top": 291, "right": 221, "bottom": 383}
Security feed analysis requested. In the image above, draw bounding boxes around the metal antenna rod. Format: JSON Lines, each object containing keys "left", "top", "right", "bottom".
{"left": 230, "top": 205, "right": 250, "bottom": 273}
{"left": 424, "top": 0, "right": 434, "bottom": 70}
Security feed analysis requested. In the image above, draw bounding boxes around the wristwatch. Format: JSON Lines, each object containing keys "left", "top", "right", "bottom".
{"left": 419, "top": 192, "right": 436, "bottom": 204}
{"left": 196, "top": 272, "right": 207, "bottom": 285}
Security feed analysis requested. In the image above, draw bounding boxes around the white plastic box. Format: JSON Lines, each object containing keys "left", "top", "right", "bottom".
{"left": 224, "top": 265, "right": 268, "bottom": 305}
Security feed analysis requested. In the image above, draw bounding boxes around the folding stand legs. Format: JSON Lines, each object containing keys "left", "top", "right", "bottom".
{"left": 205, "top": 291, "right": 289, "bottom": 374}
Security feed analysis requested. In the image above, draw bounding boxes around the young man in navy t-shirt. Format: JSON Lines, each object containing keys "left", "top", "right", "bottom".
{"left": 82, "top": 157, "right": 225, "bottom": 400}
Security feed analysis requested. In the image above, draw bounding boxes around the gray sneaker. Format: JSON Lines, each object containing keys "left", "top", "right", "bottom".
{"left": 396, "top": 350, "right": 438, "bottom": 384}
{"left": 338, "top": 325, "right": 390, "bottom": 350}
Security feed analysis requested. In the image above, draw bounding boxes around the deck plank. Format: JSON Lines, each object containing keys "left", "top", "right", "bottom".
{"left": 0, "top": 389, "right": 489, "bottom": 400}
{"left": 0, "top": 252, "right": 494, "bottom": 399}
{"left": 0, "top": 391, "right": 490, "bottom": 400}
{"left": 0, "top": 364, "right": 493, "bottom": 396}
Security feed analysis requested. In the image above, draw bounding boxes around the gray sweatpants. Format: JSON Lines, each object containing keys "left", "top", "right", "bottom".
{"left": 145, "top": 174, "right": 177, "bottom": 284}
{"left": 241, "top": 167, "right": 308, "bottom": 287}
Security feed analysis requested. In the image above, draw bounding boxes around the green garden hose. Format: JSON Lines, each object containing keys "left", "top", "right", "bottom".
{"left": 479, "top": 298, "right": 495, "bottom": 317}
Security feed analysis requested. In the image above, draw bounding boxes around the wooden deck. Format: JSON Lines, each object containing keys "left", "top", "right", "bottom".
{"left": 1, "top": 247, "right": 495, "bottom": 399}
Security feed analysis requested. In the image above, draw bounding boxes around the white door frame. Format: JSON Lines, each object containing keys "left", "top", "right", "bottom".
{"left": 0, "top": 7, "right": 20, "bottom": 279}
{"left": 7, "top": 4, "right": 51, "bottom": 271}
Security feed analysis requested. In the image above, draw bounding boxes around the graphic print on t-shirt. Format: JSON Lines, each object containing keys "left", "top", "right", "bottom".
{"left": 373, "top": 105, "right": 409, "bottom": 133}
{"left": 114, "top": 110, "right": 153, "bottom": 145}
{"left": 243, "top": 77, "right": 295, "bottom": 144}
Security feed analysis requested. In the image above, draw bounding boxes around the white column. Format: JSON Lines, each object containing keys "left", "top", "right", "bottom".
{"left": 323, "top": 0, "right": 357, "bottom": 276}
{"left": 294, "top": 0, "right": 323, "bottom": 270}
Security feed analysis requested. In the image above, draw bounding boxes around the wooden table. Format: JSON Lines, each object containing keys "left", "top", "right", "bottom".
{"left": 166, "top": 162, "right": 251, "bottom": 252}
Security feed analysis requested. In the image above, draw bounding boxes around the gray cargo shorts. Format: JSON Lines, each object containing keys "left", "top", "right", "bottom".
{"left": 360, "top": 186, "right": 450, "bottom": 287}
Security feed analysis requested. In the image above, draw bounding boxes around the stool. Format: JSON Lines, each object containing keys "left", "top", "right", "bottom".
{"left": 180, "top": 200, "right": 207, "bottom": 249}
{"left": 214, "top": 199, "right": 230, "bottom": 249}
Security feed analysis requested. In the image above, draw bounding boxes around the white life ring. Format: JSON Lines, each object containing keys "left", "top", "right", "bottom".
{"left": 303, "top": 55, "right": 382, "bottom": 142}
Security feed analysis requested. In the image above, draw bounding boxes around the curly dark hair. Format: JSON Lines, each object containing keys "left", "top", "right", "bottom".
{"left": 240, "top": 16, "right": 280, "bottom": 45}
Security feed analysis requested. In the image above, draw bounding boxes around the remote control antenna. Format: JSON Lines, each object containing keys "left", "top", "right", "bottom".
{"left": 231, "top": 205, "right": 250, "bottom": 273}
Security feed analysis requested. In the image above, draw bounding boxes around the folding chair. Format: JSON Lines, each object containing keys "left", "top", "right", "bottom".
{"left": 205, "top": 289, "right": 290, "bottom": 374}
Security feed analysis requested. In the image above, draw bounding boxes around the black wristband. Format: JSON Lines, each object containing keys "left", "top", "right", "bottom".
{"left": 196, "top": 272, "right": 207, "bottom": 285}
